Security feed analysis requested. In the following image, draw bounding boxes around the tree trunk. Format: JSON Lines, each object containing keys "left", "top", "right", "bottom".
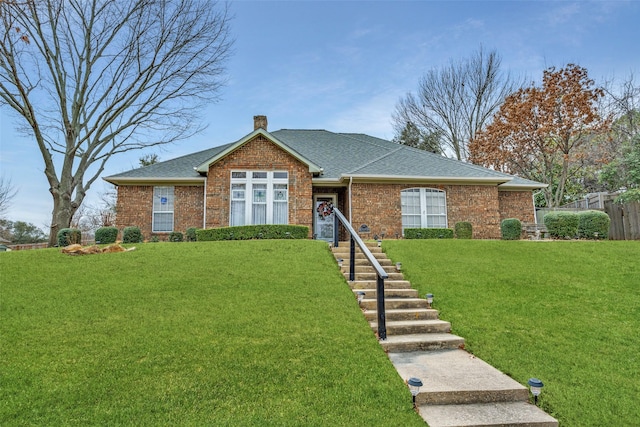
{"left": 47, "top": 188, "right": 78, "bottom": 247}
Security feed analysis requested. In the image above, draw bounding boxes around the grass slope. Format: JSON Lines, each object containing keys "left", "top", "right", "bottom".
{"left": 1, "top": 241, "right": 424, "bottom": 426}
{"left": 384, "top": 240, "right": 640, "bottom": 426}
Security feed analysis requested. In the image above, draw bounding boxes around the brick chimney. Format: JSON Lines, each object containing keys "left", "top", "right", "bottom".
{"left": 253, "top": 115, "right": 268, "bottom": 131}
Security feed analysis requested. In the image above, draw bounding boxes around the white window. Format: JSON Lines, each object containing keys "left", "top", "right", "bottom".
{"left": 153, "top": 186, "right": 174, "bottom": 232}
{"left": 230, "top": 171, "right": 288, "bottom": 226}
{"left": 401, "top": 188, "right": 447, "bottom": 231}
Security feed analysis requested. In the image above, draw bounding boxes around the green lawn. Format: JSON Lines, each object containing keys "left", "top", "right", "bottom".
{"left": 384, "top": 240, "right": 640, "bottom": 426}
{"left": 0, "top": 241, "right": 424, "bottom": 426}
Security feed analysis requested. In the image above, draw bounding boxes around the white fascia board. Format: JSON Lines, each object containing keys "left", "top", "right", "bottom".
{"left": 341, "top": 174, "right": 513, "bottom": 185}
{"left": 102, "top": 176, "right": 205, "bottom": 186}
{"left": 194, "top": 129, "right": 322, "bottom": 174}
{"left": 498, "top": 182, "right": 548, "bottom": 190}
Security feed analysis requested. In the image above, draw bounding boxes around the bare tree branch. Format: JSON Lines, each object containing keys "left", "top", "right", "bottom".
{"left": 0, "top": 0, "right": 234, "bottom": 245}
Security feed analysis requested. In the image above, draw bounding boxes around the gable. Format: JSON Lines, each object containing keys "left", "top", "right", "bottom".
{"left": 194, "top": 128, "right": 322, "bottom": 174}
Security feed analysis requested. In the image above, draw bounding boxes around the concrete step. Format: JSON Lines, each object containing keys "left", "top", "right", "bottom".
{"left": 344, "top": 272, "right": 404, "bottom": 280}
{"left": 349, "top": 280, "right": 412, "bottom": 290}
{"left": 347, "top": 265, "right": 400, "bottom": 273}
{"left": 350, "top": 280, "right": 412, "bottom": 290}
{"left": 372, "top": 319, "right": 451, "bottom": 335}
{"left": 380, "top": 333, "right": 465, "bottom": 352}
{"left": 336, "top": 257, "right": 393, "bottom": 266}
{"left": 361, "top": 297, "right": 429, "bottom": 310}
{"left": 418, "top": 401, "right": 558, "bottom": 427}
{"left": 353, "top": 288, "right": 418, "bottom": 299}
{"left": 332, "top": 252, "right": 389, "bottom": 261}
{"left": 364, "top": 308, "right": 439, "bottom": 321}
{"left": 388, "top": 350, "right": 528, "bottom": 405}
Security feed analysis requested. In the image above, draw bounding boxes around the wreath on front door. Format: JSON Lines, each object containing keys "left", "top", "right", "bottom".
{"left": 317, "top": 201, "right": 334, "bottom": 221}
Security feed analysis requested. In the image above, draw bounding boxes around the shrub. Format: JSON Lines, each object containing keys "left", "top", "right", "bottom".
{"left": 196, "top": 225, "right": 309, "bottom": 241}
{"left": 404, "top": 228, "right": 454, "bottom": 239}
{"left": 186, "top": 227, "right": 198, "bottom": 242}
{"left": 95, "top": 226, "right": 118, "bottom": 244}
{"left": 454, "top": 222, "right": 473, "bottom": 239}
{"left": 544, "top": 211, "right": 579, "bottom": 239}
{"left": 578, "top": 210, "right": 610, "bottom": 239}
{"left": 122, "top": 226, "right": 143, "bottom": 243}
{"left": 169, "top": 231, "right": 184, "bottom": 242}
{"left": 615, "top": 189, "right": 640, "bottom": 203}
{"left": 500, "top": 218, "right": 522, "bottom": 240}
{"left": 57, "top": 228, "right": 81, "bottom": 246}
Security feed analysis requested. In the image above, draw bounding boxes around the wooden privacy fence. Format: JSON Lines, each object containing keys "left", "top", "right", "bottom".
{"left": 604, "top": 201, "right": 640, "bottom": 240}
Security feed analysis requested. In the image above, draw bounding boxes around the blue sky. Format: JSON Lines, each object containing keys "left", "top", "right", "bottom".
{"left": 1, "top": 0, "right": 639, "bottom": 228}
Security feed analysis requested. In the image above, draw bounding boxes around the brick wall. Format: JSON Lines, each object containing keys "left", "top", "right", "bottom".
{"left": 205, "top": 135, "right": 314, "bottom": 233}
{"left": 498, "top": 191, "right": 535, "bottom": 223}
{"left": 116, "top": 185, "right": 153, "bottom": 237}
{"left": 115, "top": 184, "right": 204, "bottom": 239}
{"left": 346, "top": 183, "right": 533, "bottom": 240}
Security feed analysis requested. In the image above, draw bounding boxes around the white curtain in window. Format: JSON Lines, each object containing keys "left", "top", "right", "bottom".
{"left": 401, "top": 188, "right": 447, "bottom": 231}
{"left": 252, "top": 184, "right": 267, "bottom": 225}
{"left": 273, "top": 184, "right": 288, "bottom": 224}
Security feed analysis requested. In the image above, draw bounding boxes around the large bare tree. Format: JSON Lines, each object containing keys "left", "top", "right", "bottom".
{"left": 0, "top": 0, "right": 233, "bottom": 246}
{"left": 393, "top": 47, "right": 520, "bottom": 160}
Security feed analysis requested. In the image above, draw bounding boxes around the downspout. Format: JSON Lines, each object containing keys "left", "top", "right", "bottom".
{"left": 203, "top": 177, "right": 207, "bottom": 228}
{"left": 348, "top": 175, "right": 353, "bottom": 224}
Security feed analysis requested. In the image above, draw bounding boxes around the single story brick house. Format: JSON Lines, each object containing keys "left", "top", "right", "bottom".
{"left": 104, "top": 115, "right": 544, "bottom": 240}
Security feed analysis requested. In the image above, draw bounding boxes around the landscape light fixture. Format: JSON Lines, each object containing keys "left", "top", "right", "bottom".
{"left": 357, "top": 291, "right": 366, "bottom": 304}
{"left": 425, "top": 293, "right": 434, "bottom": 308}
{"left": 528, "top": 378, "right": 544, "bottom": 405}
{"left": 338, "top": 258, "right": 344, "bottom": 268}
{"left": 396, "top": 262, "right": 402, "bottom": 272}
{"left": 377, "top": 239, "right": 382, "bottom": 247}
{"left": 407, "top": 377, "right": 423, "bottom": 408}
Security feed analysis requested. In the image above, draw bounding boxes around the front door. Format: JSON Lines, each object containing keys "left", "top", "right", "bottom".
{"left": 314, "top": 194, "right": 337, "bottom": 242}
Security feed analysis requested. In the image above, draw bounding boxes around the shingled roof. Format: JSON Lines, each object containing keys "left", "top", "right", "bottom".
{"left": 104, "top": 128, "right": 543, "bottom": 189}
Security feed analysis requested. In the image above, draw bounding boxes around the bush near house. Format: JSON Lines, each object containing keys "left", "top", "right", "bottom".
{"left": 404, "top": 228, "right": 454, "bottom": 239}
{"left": 454, "top": 221, "right": 473, "bottom": 239}
{"left": 122, "top": 226, "right": 143, "bottom": 243}
{"left": 94, "top": 226, "right": 118, "bottom": 244}
{"left": 544, "top": 211, "right": 579, "bottom": 239}
{"left": 169, "top": 232, "right": 184, "bottom": 242}
{"left": 56, "top": 228, "right": 81, "bottom": 247}
{"left": 196, "top": 225, "right": 309, "bottom": 241}
{"left": 500, "top": 218, "right": 521, "bottom": 240}
{"left": 577, "top": 210, "right": 610, "bottom": 239}
{"left": 186, "top": 227, "right": 198, "bottom": 242}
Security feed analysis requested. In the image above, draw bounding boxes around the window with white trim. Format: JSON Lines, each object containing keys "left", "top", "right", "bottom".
{"left": 401, "top": 188, "right": 447, "bottom": 231}
{"left": 230, "top": 171, "right": 288, "bottom": 226}
{"left": 153, "top": 186, "right": 174, "bottom": 232}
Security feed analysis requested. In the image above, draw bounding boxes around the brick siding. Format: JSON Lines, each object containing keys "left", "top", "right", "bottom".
{"left": 205, "top": 135, "right": 313, "bottom": 234}
{"left": 115, "top": 184, "right": 203, "bottom": 240}
{"left": 346, "top": 183, "right": 533, "bottom": 239}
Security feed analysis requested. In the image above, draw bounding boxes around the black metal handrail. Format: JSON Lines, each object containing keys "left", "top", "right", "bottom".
{"left": 332, "top": 207, "right": 388, "bottom": 340}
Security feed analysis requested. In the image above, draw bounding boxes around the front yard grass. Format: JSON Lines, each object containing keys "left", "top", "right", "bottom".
{"left": 384, "top": 239, "right": 640, "bottom": 426}
{"left": 0, "top": 241, "right": 424, "bottom": 426}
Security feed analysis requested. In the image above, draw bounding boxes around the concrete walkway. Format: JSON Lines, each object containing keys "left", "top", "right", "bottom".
{"left": 332, "top": 242, "right": 558, "bottom": 427}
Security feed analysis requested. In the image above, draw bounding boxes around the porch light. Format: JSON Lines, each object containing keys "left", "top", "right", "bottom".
{"left": 407, "top": 377, "right": 423, "bottom": 407}
{"left": 425, "top": 293, "right": 434, "bottom": 308}
{"left": 337, "top": 258, "right": 344, "bottom": 268}
{"left": 357, "top": 291, "right": 366, "bottom": 304}
{"left": 396, "top": 262, "right": 402, "bottom": 271}
{"left": 528, "top": 378, "right": 544, "bottom": 405}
